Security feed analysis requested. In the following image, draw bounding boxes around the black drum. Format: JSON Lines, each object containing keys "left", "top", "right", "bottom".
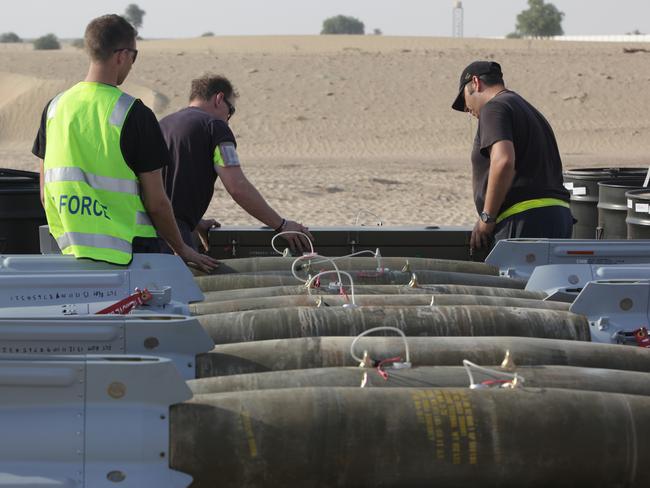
{"left": 0, "top": 168, "right": 46, "bottom": 253}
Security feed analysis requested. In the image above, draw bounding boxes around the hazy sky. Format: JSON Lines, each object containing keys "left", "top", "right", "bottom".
{"left": 2, "top": 1, "right": 649, "bottom": 39}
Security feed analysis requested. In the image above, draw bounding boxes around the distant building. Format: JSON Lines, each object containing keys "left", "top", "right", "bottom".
{"left": 551, "top": 34, "right": 650, "bottom": 42}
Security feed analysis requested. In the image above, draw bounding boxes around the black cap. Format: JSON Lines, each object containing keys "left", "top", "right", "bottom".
{"left": 451, "top": 61, "right": 503, "bottom": 112}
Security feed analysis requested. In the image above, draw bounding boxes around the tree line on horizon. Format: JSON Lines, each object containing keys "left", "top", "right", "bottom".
{"left": 0, "top": 4, "right": 145, "bottom": 50}
{"left": 321, "top": 0, "right": 566, "bottom": 37}
{"left": 1, "top": 1, "right": 646, "bottom": 45}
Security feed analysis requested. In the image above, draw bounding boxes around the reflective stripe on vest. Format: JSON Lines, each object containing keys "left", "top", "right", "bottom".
{"left": 47, "top": 92, "right": 65, "bottom": 120}
{"left": 45, "top": 167, "right": 140, "bottom": 195}
{"left": 47, "top": 90, "right": 132, "bottom": 125}
{"left": 110, "top": 93, "right": 135, "bottom": 126}
{"left": 496, "top": 198, "right": 570, "bottom": 224}
{"left": 136, "top": 211, "right": 152, "bottom": 226}
{"left": 57, "top": 232, "right": 132, "bottom": 254}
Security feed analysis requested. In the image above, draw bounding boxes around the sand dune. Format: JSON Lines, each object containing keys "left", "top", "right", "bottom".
{"left": 0, "top": 72, "right": 68, "bottom": 143}
{"left": 0, "top": 72, "right": 36, "bottom": 110}
{"left": 1, "top": 36, "right": 649, "bottom": 226}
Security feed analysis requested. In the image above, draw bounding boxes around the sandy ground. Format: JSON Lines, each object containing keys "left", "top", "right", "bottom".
{"left": 1, "top": 36, "right": 650, "bottom": 226}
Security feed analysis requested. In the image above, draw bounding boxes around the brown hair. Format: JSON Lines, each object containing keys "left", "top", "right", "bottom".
{"left": 189, "top": 74, "right": 237, "bottom": 102}
{"left": 84, "top": 14, "right": 137, "bottom": 62}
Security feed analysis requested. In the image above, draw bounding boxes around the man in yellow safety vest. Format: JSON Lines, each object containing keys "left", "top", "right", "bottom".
{"left": 33, "top": 14, "right": 217, "bottom": 271}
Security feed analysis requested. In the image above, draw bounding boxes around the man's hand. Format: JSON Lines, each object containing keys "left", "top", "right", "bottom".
{"left": 177, "top": 243, "right": 219, "bottom": 273}
{"left": 470, "top": 219, "right": 495, "bottom": 252}
{"left": 279, "top": 220, "right": 314, "bottom": 254}
{"left": 195, "top": 218, "right": 221, "bottom": 252}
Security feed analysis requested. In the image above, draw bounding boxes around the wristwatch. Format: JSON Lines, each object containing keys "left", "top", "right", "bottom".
{"left": 274, "top": 218, "right": 286, "bottom": 233}
{"left": 480, "top": 211, "right": 496, "bottom": 223}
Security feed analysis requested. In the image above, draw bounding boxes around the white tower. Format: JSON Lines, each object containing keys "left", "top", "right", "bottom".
{"left": 452, "top": 1, "right": 464, "bottom": 38}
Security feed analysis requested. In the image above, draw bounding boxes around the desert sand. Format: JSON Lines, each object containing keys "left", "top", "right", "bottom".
{"left": 1, "top": 36, "right": 649, "bottom": 227}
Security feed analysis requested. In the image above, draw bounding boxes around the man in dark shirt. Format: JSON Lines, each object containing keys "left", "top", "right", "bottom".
{"left": 452, "top": 61, "right": 572, "bottom": 251}
{"left": 33, "top": 14, "right": 217, "bottom": 271}
{"left": 159, "top": 74, "right": 313, "bottom": 252}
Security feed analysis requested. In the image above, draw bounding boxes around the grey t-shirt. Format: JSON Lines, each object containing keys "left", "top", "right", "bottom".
{"left": 159, "top": 107, "right": 236, "bottom": 230}
{"left": 471, "top": 90, "right": 570, "bottom": 215}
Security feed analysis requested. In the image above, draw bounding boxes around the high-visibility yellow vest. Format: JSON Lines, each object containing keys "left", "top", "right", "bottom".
{"left": 43, "top": 82, "right": 156, "bottom": 265}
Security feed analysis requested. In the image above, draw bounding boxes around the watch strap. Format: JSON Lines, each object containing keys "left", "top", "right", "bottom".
{"left": 481, "top": 211, "right": 496, "bottom": 223}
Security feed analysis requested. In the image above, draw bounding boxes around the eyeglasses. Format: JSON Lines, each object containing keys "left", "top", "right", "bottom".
{"left": 113, "top": 47, "right": 138, "bottom": 62}
{"left": 223, "top": 98, "right": 236, "bottom": 120}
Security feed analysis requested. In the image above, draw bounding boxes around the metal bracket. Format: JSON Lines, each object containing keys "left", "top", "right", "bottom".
{"left": 570, "top": 280, "right": 650, "bottom": 344}
{"left": 0, "top": 315, "right": 213, "bottom": 380}
{"left": 486, "top": 238, "right": 650, "bottom": 280}
{"left": 593, "top": 316, "right": 610, "bottom": 331}
{"left": 0, "top": 297, "right": 191, "bottom": 317}
{"left": 0, "top": 254, "right": 204, "bottom": 308}
{"left": 0, "top": 355, "right": 192, "bottom": 487}
{"left": 526, "top": 263, "right": 650, "bottom": 297}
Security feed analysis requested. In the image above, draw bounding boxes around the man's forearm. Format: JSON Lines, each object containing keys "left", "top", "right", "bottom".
{"left": 138, "top": 169, "right": 189, "bottom": 254}
{"left": 483, "top": 156, "right": 515, "bottom": 217}
{"left": 145, "top": 198, "right": 186, "bottom": 253}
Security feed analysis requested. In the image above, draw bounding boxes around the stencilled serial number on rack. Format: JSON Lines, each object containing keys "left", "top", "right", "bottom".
{"left": 8, "top": 289, "right": 121, "bottom": 303}
{"left": 0, "top": 344, "right": 118, "bottom": 354}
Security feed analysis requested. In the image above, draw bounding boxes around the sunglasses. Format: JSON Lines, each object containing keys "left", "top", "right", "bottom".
{"left": 224, "top": 97, "right": 236, "bottom": 120}
{"left": 113, "top": 47, "right": 138, "bottom": 62}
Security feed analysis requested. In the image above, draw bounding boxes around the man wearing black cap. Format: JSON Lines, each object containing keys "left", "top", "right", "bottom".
{"left": 452, "top": 61, "right": 572, "bottom": 251}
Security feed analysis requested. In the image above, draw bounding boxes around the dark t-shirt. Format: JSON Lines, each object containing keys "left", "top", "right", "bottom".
{"left": 159, "top": 107, "right": 237, "bottom": 230}
{"left": 471, "top": 90, "right": 570, "bottom": 215}
{"left": 32, "top": 97, "right": 171, "bottom": 174}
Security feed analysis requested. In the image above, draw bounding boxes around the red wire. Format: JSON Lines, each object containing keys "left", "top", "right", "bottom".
{"left": 376, "top": 356, "right": 403, "bottom": 381}
{"left": 480, "top": 379, "right": 513, "bottom": 386}
{"left": 339, "top": 285, "right": 350, "bottom": 302}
